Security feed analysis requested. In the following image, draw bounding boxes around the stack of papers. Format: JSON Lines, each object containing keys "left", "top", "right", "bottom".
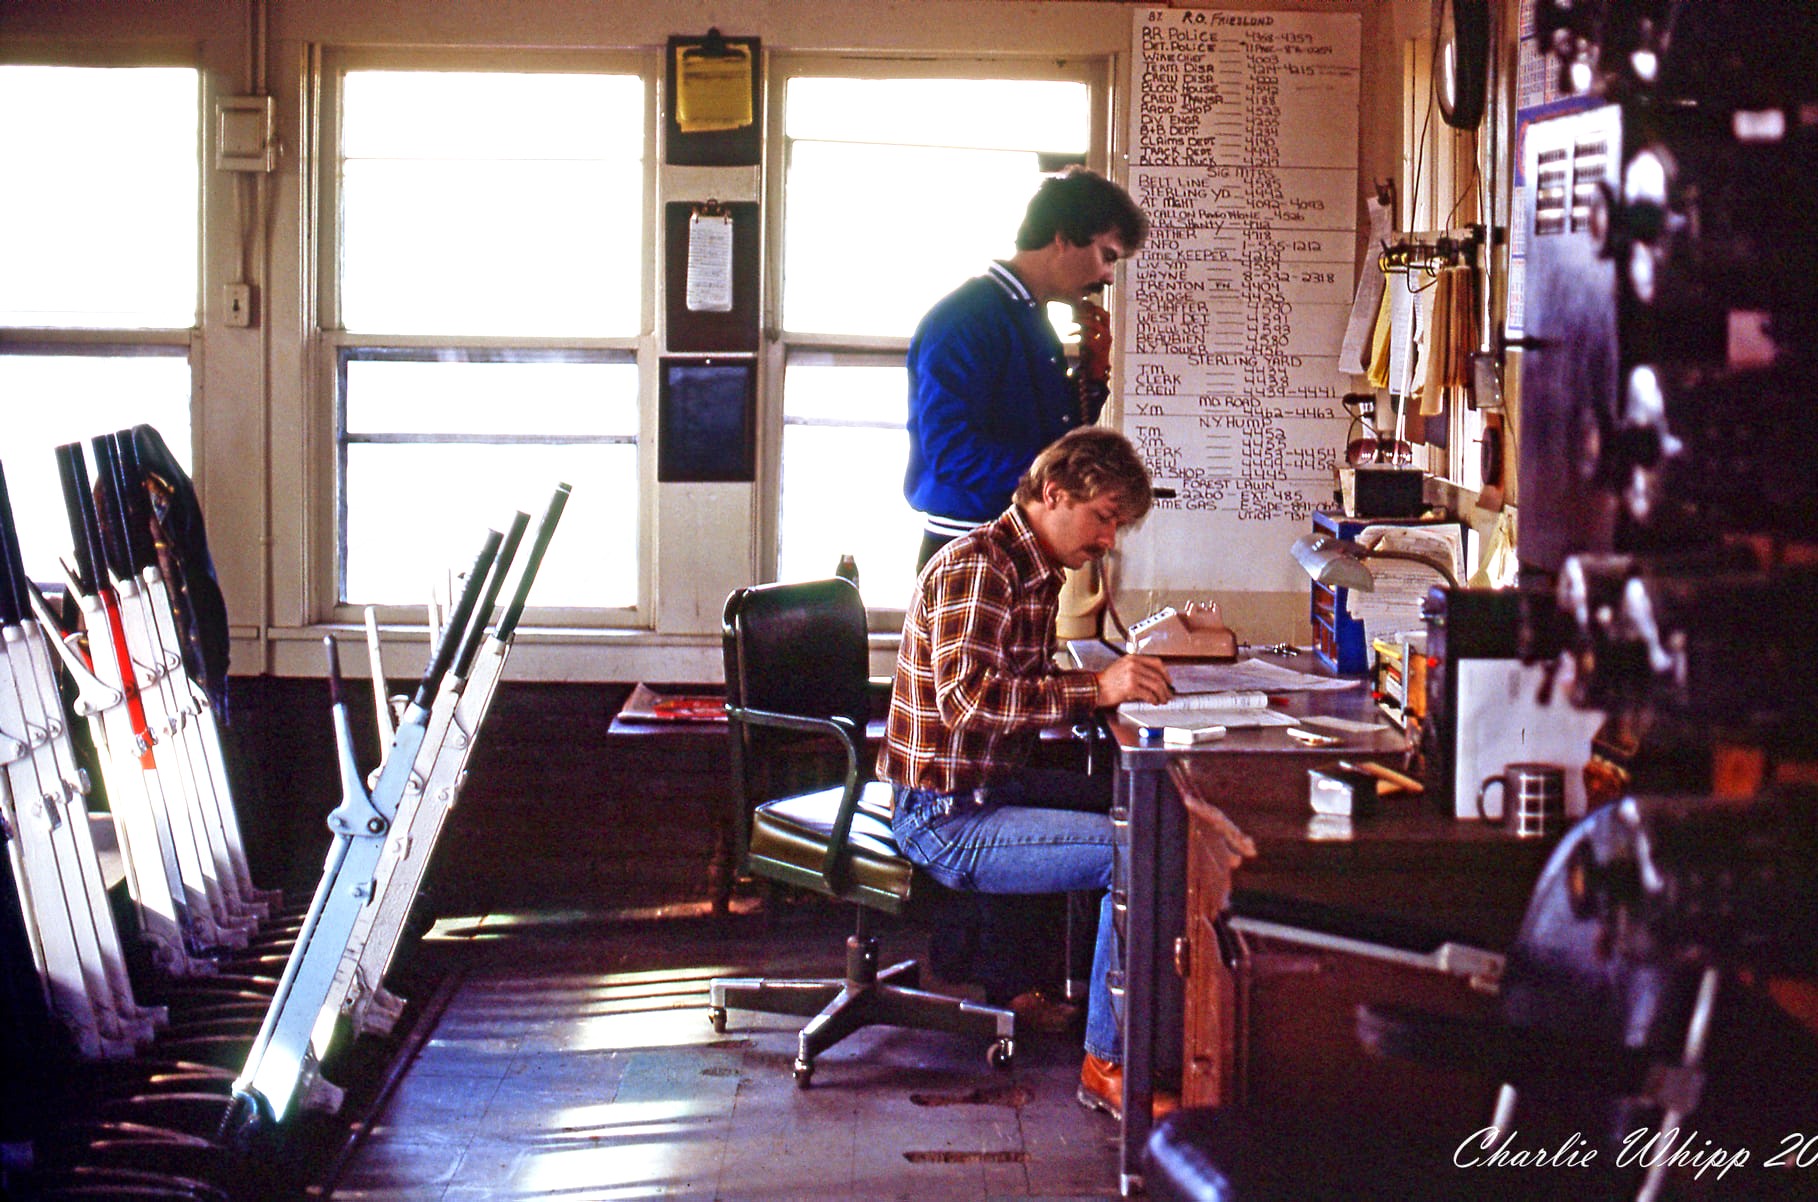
{"left": 1118, "top": 691, "right": 1299, "bottom": 735}
{"left": 1168, "top": 659, "right": 1362, "bottom": 694}
{"left": 1345, "top": 525, "right": 1466, "bottom": 640}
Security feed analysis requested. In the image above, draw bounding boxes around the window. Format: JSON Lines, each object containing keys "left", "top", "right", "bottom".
{"left": 0, "top": 66, "right": 199, "bottom": 331}
{"left": 327, "top": 62, "right": 647, "bottom": 613}
{"left": 0, "top": 352, "right": 194, "bottom": 575}
{"left": 772, "top": 70, "right": 1096, "bottom": 612}
{"left": 0, "top": 64, "right": 198, "bottom": 580}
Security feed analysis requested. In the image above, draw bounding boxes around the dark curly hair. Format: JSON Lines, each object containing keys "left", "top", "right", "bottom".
{"left": 1014, "top": 166, "right": 1149, "bottom": 253}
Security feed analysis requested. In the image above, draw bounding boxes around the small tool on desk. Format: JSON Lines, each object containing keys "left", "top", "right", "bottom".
{"left": 1286, "top": 726, "right": 1343, "bottom": 747}
{"left": 1338, "top": 758, "right": 1423, "bottom": 794}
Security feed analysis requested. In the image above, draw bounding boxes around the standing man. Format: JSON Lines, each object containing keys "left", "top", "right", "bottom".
{"left": 905, "top": 167, "right": 1149, "bottom": 570}
{"left": 877, "top": 427, "right": 1176, "bottom": 1118}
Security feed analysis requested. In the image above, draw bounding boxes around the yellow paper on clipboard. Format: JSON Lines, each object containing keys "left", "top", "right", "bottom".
{"left": 675, "top": 42, "right": 753, "bottom": 133}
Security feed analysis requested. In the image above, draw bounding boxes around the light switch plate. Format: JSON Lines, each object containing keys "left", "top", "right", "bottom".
{"left": 224, "top": 283, "right": 254, "bottom": 328}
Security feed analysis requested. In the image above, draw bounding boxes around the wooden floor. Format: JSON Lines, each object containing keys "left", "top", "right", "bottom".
{"left": 186, "top": 679, "right": 1122, "bottom": 1198}
{"left": 329, "top": 897, "right": 1122, "bottom": 1201}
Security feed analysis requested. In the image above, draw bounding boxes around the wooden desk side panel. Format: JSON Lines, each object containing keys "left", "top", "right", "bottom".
{"left": 1181, "top": 793, "right": 1239, "bottom": 1108}
{"left": 1171, "top": 754, "right": 1553, "bottom": 1134}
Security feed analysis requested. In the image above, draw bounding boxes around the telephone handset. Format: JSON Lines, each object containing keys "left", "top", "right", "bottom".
{"left": 1072, "top": 298, "right": 1112, "bottom": 422}
{"left": 1127, "top": 600, "right": 1239, "bottom": 660}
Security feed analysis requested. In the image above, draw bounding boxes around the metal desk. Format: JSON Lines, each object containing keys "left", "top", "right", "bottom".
{"left": 1108, "top": 660, "right": 1408, "bottom": 1195}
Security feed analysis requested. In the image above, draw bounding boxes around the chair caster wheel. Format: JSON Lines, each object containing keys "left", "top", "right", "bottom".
{"left": 988, "top": 1038, "right": 1014, "bottom": 1070}
{"left": 793, "top": 1058, "right": 814, "bottom": 1088}
{"left": 708, "top": 1006, "right": 727, "bottom": 1033}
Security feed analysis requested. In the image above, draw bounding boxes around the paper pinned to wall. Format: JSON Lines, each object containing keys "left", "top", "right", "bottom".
{"left": 675, "top": 40, "right": 754, "bottom": 133}
{"left": 685, "top": 209, "right": 734, "bottom": 313}
{"left": 1387, "top": 279, "right": 1417, "bottom": 401}
{"left": 1338, "top": 195, "right": 1394, "bottom": 374}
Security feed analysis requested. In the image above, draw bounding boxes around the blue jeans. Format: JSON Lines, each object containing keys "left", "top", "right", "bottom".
{"left": 891, "top": 772, "right": 1121, "bottom": 1065}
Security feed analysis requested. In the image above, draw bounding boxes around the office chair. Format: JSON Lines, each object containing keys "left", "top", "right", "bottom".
{"left": 1144, "top": 790, "right": 1818, "bottom": 1200}
{"left": 705, "top": 578, "right": 1015, "bottom": 1087}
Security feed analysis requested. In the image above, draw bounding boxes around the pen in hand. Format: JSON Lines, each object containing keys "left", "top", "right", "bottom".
{"left": 1095, "top": 651, "right": 1174, "bottom": 707}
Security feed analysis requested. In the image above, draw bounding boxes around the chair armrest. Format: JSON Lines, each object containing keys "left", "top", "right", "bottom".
{"left": 728, "top": 704, "right": 869, "bottom": 892}
{"left": 730, "top": 704, "right": 861, "bottom": 751}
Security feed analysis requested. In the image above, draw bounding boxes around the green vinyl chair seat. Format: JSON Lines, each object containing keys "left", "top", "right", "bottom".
{"left": 747, "top": 783, "right": 913, "bottom": 915}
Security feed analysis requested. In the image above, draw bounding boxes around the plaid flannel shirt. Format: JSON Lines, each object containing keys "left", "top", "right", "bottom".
{"left": 876, "top": 506, "right": 1101, "bottom": 799}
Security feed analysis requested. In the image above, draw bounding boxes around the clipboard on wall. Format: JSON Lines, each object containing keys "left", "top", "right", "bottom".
{"left": 665, "top": 30, "right": 761, "bottom": 166}
{"left": 665, "top": 201, "right": 760, "bottom": 352}
{"left": 657, "top": 357, "right": 757, "bottom": 483}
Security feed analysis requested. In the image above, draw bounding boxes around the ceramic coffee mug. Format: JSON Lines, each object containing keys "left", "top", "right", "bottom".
{"left": 1476, "top": 762, "right": 1566, "bottom": 838}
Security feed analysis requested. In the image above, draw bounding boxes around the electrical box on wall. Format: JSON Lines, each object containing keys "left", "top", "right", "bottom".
{"left": 216, "top": 95, "right": 276, "bottom": 172}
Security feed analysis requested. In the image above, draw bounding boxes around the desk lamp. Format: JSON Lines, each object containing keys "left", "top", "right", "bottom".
{"left": 1290, "top": 533, "right": 1460, "bottom": 592}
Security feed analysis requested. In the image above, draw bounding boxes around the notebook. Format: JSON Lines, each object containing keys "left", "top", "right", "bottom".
{"left": 1118, "top": 691, "right": 1299, "bottom": 733}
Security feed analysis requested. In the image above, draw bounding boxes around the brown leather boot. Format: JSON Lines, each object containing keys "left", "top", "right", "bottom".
{"left": 1076, "top": 1053, "right": 1180, "bottom": 1123}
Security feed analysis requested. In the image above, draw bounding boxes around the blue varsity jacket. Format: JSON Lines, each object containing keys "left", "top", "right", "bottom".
{"left": 903, "top": 263, "right": 1090, "bottom": 530}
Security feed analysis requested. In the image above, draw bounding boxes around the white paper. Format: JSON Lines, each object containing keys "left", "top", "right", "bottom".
{"left": 1338, "top": 195, "right": 1393, "bottom": 374}
{"left": 1387, "top": 279, "right": 1416, "bottom": 401}
{"left": 1065, "top": 639, "right": 1122, "bottom": 672}
{"left": 1452, "top": 657, "right": 1605, "bottom": 820}
{"left": 1297, "top": 713, "right": 1391, "bottom": 737}
{"left": 1343, "top": 525, "right": 1464, "bottom": 640}
{"left": 685, "top": 211, "right": 734, "bottom": 313}
{"left": 1168, "top": 658, "right": 1364, "bottom": 695}
{"left": 1122, "top": 8, "right": 1363, "bottom": 597}
{"left": 1132, "top": 690, "right": 1270, "bottom": 712}
{"left": 1120, "top": 703, "right": 1299, "bottom": 730}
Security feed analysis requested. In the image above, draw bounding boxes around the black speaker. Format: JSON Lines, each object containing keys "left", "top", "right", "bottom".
{"left": 1435, "top": 0, "right": 1489, "bottom": 130}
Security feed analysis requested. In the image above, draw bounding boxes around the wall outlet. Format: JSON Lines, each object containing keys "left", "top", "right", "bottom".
{"left": 225, "top": 282, "right": 255, "bottom": 328}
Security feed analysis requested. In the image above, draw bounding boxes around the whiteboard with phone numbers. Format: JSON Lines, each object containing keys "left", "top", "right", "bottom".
{"left": 1120, "top": 8, "right": 1361, "bottom": 595}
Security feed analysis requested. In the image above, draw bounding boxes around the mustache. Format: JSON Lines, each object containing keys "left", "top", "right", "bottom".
{"left": 1083, "top": 282, "right": 1106, "bottom": 296}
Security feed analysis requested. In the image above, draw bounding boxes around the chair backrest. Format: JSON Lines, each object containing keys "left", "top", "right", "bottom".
{"left": 722, "top": 578, "right": 871, "bottom": 732}
{"left": 721, "top": 579, "right": 873, "bottom": 860}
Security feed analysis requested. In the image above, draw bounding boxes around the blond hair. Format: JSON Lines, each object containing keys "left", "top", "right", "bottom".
{"left": 1013, "top": 427, "right": 1153, "bottom": 522}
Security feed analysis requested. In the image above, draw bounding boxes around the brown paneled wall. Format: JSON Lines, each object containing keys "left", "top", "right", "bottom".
{"left": 221, "top": 679, "right": 726, "bottom": 916}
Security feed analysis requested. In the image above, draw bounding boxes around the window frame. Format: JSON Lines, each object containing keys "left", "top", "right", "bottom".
{"left": 314, "top": 45, "right": 659, "bottom": 628}
{"left": 759, "top": 53, "right": 1113, "bottom": 621}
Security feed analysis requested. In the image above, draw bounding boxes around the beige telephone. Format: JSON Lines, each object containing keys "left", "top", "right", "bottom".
{"left": 1127, "top": 600, "right": 1239, "bottom": 660}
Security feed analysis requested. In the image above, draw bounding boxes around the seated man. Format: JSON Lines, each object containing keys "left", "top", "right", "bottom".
{"left": 876, "top": 425, "right": 1174, "bottom": 1117}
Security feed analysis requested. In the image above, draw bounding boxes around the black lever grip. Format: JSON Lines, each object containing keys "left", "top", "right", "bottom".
{"left": 109, "top": 429, "right": 161, "bottom": 575}
{"left": 0, "top": 461, "right": 26, "bottom": 626}
{"left": 495, "top": 483, "right": 572, "bottom": 642}
{"left": 453, "top": 510, "right": 531, "bottom": 680}
{"left": 411, "top": 529, "right": 502, "bottom": 712}
{"left": 88, "top": 434, "right": 133, "bottom": 584}
{"left": 56, "top": 443, "right": 103, "bottom": 596}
